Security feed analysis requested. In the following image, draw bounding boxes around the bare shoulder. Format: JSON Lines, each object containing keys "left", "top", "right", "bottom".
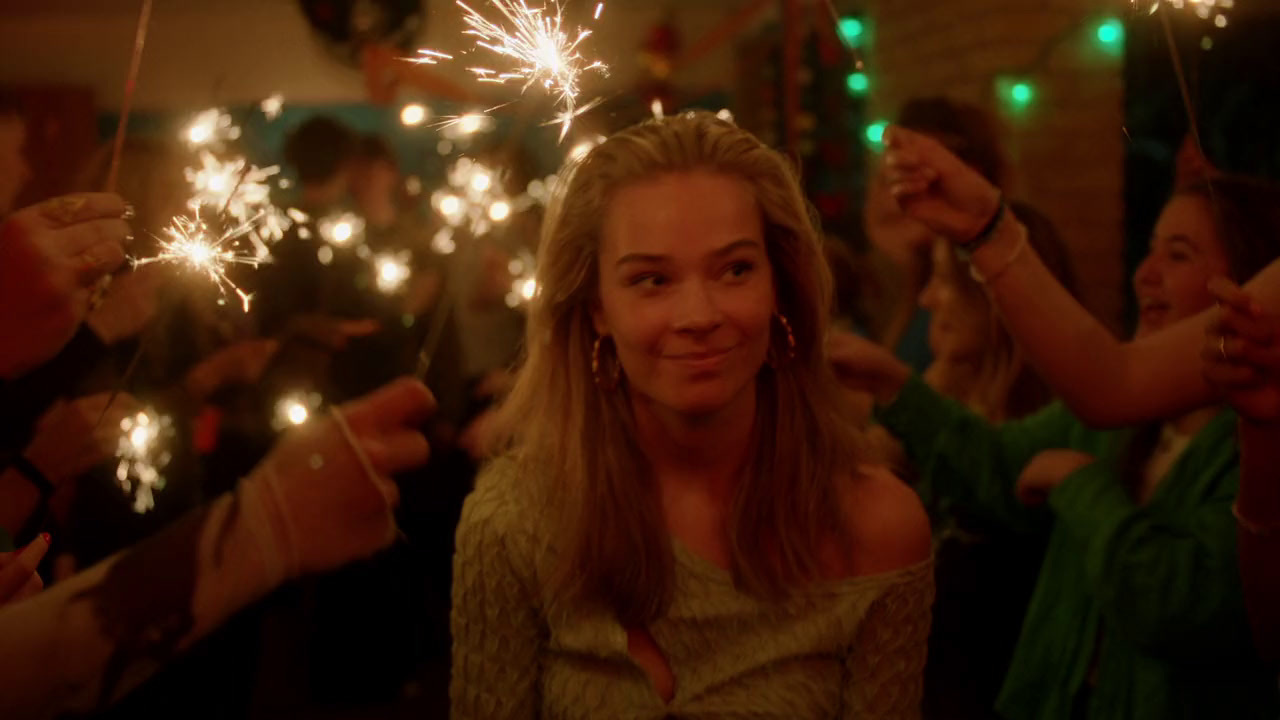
{"left": 838, "top": 465, "right": 932, "bottom": 577}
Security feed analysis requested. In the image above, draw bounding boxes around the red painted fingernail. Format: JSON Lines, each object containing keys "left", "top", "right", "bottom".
{"left": 40, "top": 533, "right": 51, "bottom": 545}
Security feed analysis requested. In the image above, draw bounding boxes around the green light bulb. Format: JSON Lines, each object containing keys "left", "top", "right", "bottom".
{"left": 846, "top": 72, "right": 870, "bottom": 95}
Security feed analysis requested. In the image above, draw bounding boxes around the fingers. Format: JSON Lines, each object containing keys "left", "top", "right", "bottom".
{"left": 361, "top": 430, "right": 432, "bottom": 475}
{"left": 1208, "top": 276, "right": 1262, "bottom": 317}
{"left": 342, "top": 378, "right": 437, "bottom": 432}
{"left": 0, "top": 535, "right": 50, "bottom": 601}
{"left": 72, "top": 238, "right": 128, "bottom": 287}
{"left": 14, "top": 572, "right": 44, "bottom": 602}
{"left": 59, "top": 217, "right": 131, "bottom": 263}
{"left": 34, "top": 193, "right": 129, "bottom": 227}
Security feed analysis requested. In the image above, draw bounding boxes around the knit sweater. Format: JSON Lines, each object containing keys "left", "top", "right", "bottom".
{"left": 450, "top": 458, "right": 935, "bottom": 719}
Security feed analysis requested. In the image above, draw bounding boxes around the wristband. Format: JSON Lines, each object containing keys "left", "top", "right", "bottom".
{"left": 955, "top": 195, "right": 1007, "bottom": 262}
{"left": 12, "top": 455, "right": 55, "bottom": 499}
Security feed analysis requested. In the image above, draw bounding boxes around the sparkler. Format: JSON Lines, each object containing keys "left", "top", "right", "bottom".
{"left": 1142, "top": 0, "right": 1233, "bottom": 26}
{"left": 183, "top": 108, "right": 242, "bottom": 149}
{"left": 134, "top": 211, "right": 265, "bottom": 312}
{"left": 429, "top": 157, "right": 515, "bottom": 239}
{"left": 115, "top": 407, "right": 174, "bottom": 514}
{"left": 505, "top": 249, "right": 540, "bottom": 307}
{"left": 260, "top": 93, "right": 285, "bottom": 120}
{"left": 317, "top": 212, "right": 366, "bottom": 246}
{"left": 415, "top": 0, "right": 609, "bottom": 141}
{"left": 374, "top": 250, "right": 413, "bottom": 293}
{"left": 273, "top": 391, "right": 322, "bottom": 430}
{"left": 185, "top": 152, "right": 281, "bottom": 222}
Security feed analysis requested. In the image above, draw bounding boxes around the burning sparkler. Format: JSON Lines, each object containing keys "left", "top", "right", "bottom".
{"left": 183, "top": 108, "right": 241, "bottom": 149}
{"left": 115, "top": 407, "right": 174, "bottom": 514}
{"left": 261, "top": 93, "right": 285, "bottom": 120}
{"left": 430, "top": 157, "right": 516, "bottom": 238}
{"left": 185, "top": 152, "right": 280, "bottom": 222}
{"left": 317, "top": 212, "right": 366, "bottom": 247}
{"left": 374, "top": 250, "right": 413, "bottom": 293}
{"left": 273, "top": 391, "right": 323, "bottom": 430}
{"left": 415, "top": 0, "right": 609, "bottom": 141}
{"left": 505, "top": 249, "right": 539, "bottom": 307}
{"left": 135, "top": 211, "right": 265, "bottom": 312}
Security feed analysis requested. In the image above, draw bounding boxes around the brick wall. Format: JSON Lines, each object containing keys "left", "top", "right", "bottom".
{"left": 867, "top": 0, "right": 1126, "bottom": 330}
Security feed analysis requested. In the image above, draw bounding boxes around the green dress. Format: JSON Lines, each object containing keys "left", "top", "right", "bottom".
{"left": 450, "top": 458, "right": 935, "bottom": 719}
{"left": 877, "top": 375, "right": 1278, "bottom": 720}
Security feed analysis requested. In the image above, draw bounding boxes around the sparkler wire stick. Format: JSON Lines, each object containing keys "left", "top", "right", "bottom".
{"left": 415, "top": 289, "right": 459, "bottom": 379}
{"left": 105, "top": 0, "right": 155, "bottom": 193}
{"left": 1156, "top": 8, "right": 1224, "bottom": 231}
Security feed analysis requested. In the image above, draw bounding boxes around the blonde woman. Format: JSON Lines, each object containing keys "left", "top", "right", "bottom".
{"left": 450, "top": 112, "right": 933, "bottom": 718}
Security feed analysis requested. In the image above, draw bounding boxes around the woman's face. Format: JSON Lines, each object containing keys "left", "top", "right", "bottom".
{"left": 1133, "top": 193, "right": 1230, "bottom": 339}
{"left": 594, "top": 171, "right": 776, "bottom": 417}
{"left": 919, "top": 239, "right": 989, "bottom": 362}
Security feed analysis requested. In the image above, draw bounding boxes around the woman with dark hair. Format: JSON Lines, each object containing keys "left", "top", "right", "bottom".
{"left": 830, "top": 175, "right": 1280, "bottom": 719}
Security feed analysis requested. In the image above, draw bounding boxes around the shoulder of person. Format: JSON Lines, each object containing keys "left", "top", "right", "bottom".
{"left": 838, "top": 465, "right": 932, "bottom": 576}
{"left": 458, "top": 454, "right": 545, "bottom": 551}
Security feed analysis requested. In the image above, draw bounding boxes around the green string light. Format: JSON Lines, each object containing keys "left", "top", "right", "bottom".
{"left": 865, "top": 120, "right": 888, "bottom": 147}
{"left": 1096, "top": 18, "right": 1125, "bottom": 49}
{"left": 846, "top": 71, "right": 870, "bottom": 96}
{"left": 838, "top": 17, "right": 865, "bottom": 47}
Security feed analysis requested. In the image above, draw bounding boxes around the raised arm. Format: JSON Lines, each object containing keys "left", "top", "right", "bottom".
{"left": 879, "top": 127, "right": 1280, "bottom": 427}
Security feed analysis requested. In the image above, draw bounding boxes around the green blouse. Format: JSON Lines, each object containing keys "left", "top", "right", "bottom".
{"left": 877, "top": 375, "right": 1278, "bottom": 720}
{"left": 450, "top": 458, "right": 935, "bottom": 719}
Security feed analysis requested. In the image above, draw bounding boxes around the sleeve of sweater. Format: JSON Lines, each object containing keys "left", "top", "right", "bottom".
{"left": 875, "top": 374, "right": 1073, "bottom": 534}
{"left": 843, "top": 559, "right": 935, "bottom": 719}
{"left": 450, "top": 460, "right": 544, "bottom": 720}
{"left": 1048, "top": 434, "right": 1253, "bottom": 664}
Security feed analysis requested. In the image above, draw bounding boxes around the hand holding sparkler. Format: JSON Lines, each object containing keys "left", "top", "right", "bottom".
{"left": 86, "top": 264, "right": 164, "bottom": 346}
{"left": 22, "top": 392, "right": 144, "bottom": 493}
{"left": 240, "top": 378, "right": 436, "bottom": 578}
{"left": 0, "top": 194, "right": 132, "bottom": 379}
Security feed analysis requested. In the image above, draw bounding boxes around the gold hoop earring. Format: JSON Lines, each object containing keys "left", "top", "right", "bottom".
{"left": 592, "top": 336, "right": 621, "bottom": 391}
{"left": 769, "top": 312, "right": 798, "bottom": 367}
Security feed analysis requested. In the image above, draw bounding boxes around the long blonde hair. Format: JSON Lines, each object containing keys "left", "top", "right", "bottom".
{"left": 496, "top": 112, "right": 864, "bottom": 625}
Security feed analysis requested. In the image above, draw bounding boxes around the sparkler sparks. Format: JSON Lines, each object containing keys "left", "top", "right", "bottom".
{"left": 317, "top": 212, "right": 366, "bottom": 246}
{"left": 430, "top": 157, "right": 515, "bottom": 237}
{"left": 183, "top": 108, "right": 241, "bottom": 148}
{"left": 115, "top": 407, "right": 174, "bottom": 514}
{"left": 416, "top": 0, "right": 609, "bottom": 141}
{"left": 505, "top": 250, "right": 540, "bottom": 307}
{"left": 273, "top": 391, "right": 323, "bottom": 430}
{"left": 185, "top": 152, "right": 280, "bottom": 222}
{"left": 374, "top": 250, "right": 413, "bottom": 293}
{"left": 135, "top": 211, "right": 265, "bottom": 311}
{"left": 260, "top": 93, "right": 285, "bottom": 120}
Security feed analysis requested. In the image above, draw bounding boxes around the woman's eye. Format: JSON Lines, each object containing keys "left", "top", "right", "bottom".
{"left": 724, "top": 261, "right": 755, "bottom": 279}
{"left": 629, "top": 273, "right": 667, "bottom": 288}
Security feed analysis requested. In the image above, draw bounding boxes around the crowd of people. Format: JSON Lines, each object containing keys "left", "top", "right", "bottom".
{"left": 0, "top": 86, "right": 1278, "bottom": 720}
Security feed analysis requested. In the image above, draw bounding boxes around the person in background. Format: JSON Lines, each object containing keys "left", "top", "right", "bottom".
{"left": 889, "top": 199, "right": 1075, "bottom": 719}
{"left": 860, "top": 97, "right": 1011, "bottom": 376}
{"left": 452, "top": 112, "right": 932, "bottom": 719}
{"left": 845, "top": 151, "right": 1280, "bottom": 716}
